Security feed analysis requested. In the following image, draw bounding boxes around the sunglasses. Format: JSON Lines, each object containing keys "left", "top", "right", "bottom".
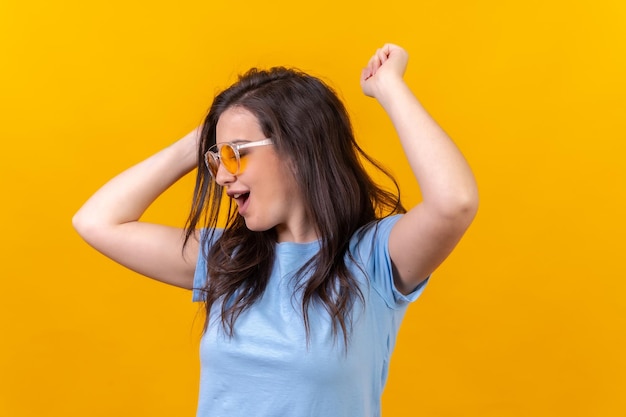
{"left": 204, "top": 139, "right": 273, "bottom": 178}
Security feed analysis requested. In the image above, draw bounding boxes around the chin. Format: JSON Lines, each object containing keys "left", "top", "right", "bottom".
{"left": 243, "top": 218, "right": 272, "bottom": 233}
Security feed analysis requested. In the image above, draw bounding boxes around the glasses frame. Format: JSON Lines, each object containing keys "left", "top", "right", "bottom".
{"left": 204, "top": 138, "right": 273, "bottom": 177}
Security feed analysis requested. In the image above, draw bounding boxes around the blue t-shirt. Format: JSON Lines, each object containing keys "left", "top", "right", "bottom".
{"left": 192, "top": 215, "right": 427, "bottom": 417}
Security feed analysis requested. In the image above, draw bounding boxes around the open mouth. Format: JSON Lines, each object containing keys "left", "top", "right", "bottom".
{"left": 232, "top": 193, "right": 250, "bottom": 211}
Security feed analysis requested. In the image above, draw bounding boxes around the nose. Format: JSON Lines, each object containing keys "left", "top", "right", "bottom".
{"left": 214, "top": 163, "right": 236, "bottom": 186}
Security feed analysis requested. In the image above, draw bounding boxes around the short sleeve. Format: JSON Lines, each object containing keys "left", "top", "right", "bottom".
{"left": 192, "top": 228, "right": 223, "bottom": 302}
{"left": 352, "top": 215, "right": 429, "bottom": 309}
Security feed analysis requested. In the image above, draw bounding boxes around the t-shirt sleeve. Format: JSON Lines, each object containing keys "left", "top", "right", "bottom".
{"left": 354, "top": 215, "right": 429, "bottom": 309}
{"left": 192, "top": 228, "right": 223, "bottom": 302}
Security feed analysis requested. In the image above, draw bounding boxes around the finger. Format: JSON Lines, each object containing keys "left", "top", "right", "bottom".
{"left": 361, "top": 67, "right": 372, "bottom": 81}
{"left": 365, "top": 56, "right": 377, "bottom": 77}
{"left": 363, "top": 52, "right": 378, "bottom": 79}
{"left": 367, "top": 54, "right": 377, "bottom": 68}
{"left": 370, "top": 53, "right": 381, "bottom": 74}
{"left": 377, "top": 47, "right": 388, "bottom": 65}
{"left": 382, "top": 43, "right": 399, "bottom": 55}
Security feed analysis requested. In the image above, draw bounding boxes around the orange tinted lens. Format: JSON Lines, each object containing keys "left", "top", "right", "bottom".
{"left": 220, "top": 145, "right": 239, "bottom": 174}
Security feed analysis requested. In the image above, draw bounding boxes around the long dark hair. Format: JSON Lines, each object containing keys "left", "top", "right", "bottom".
{"left": 184, "top": 67, "right": 405, "bottom": 346}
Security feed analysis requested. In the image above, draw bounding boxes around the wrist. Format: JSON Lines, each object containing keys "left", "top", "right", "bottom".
{"left": 375, "top": 77, "right": 411, "bottom": 110}
{"left": 169, "top": 131, "right": 200, "bottom": 174}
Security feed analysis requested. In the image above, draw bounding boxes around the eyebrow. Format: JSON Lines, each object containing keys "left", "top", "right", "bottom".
{"left": 215, "top": 139, "right": 251, "bottom": 145}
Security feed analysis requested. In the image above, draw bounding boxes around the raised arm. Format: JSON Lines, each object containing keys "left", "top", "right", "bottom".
{"left": 72, "top": 128, "right": 202, "bottom": 289}
{"left": 361, "top": 44, "right": 479, "bottom": 294}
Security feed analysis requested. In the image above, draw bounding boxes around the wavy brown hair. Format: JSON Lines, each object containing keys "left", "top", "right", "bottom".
{"left": 184, "top": 67, "right": 405, "bottom": 346}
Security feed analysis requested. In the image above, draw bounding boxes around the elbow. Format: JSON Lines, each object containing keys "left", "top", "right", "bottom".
{"left": 72, "top": 210, "right": 86, "bottom": 236}
{"left": 461, "top": 190, "right": 479, "bottom": 232}
{"left": 458, "top": 184, "right": 479, "bottom": 221}
{"left": 459, "top": 187, "right": 479, "bottom": 221}
{"left": 458, "top": 197, "right": 479, "bottom": 229}
{"left": 72, "top": 208, "right": 101, "bottom": 242}
{"left": 438, "top": 186, "right": 479, "bottom": 228}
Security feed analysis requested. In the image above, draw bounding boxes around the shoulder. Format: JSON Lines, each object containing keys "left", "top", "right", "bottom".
{"left": 199, "top": 228, "right": 225, "bottom": 247}
{"left": 348, "top": 215, "right": 402, "bottom": 278}
{"left": 192, "top": 228, "right": 225, "bottom": 301}
{"left": 350, "top": 214, "right": 428, "bottom": 306}
{"left": 351, "top": 215, "right": 402, "bottom": 250}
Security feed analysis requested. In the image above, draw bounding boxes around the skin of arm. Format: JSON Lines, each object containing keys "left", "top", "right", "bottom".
{"left": 72, "top": 128, "right": 202, "bottom": 289}
{"left": 361, "top": 44, "right": 479, "bottom": 295}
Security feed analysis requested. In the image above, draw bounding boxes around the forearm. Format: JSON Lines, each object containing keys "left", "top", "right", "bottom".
{"left": 378, "top": 79, "right": 478, "bottom": 216}
{"left": 73, "top": 130, "right": 199, "bottom": 230}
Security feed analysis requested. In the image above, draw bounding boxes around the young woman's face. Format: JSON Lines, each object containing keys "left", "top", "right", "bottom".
{"left": 214, "top": 106, "right": 316, "bottom": 243}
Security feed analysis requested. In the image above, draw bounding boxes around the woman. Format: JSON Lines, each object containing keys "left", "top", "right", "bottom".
{"left": 73, "top": 44, "right": 478, "bottom": 416}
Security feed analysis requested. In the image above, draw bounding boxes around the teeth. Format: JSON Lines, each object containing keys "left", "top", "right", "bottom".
{"left": 233, "top": 194, "right": 242, "bottom": 199}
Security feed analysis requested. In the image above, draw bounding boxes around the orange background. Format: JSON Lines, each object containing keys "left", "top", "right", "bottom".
{"left": 1, "top": 0, "right": 625, "bottom": 416}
